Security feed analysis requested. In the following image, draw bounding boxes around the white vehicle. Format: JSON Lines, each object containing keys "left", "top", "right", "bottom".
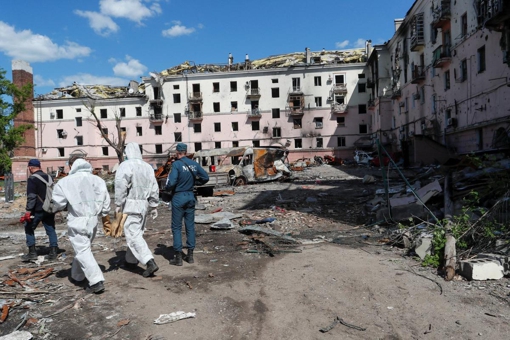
{"left": 353, "top": 150, "right": 374, "bottom": 166}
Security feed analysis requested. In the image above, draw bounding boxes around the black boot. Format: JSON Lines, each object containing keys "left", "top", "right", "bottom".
{"left": 47, "top": 246, "right": 58, "bottom": 260}
{"left": 169, "top": 252, "right": 183, "bottom": 266}
{"left": 143, "top": 259, "right": 159, "bottom": 277}
{"left": 184, "top": 249, "right": 194, "bottom": 264}
{"left": 21, "top": 246, "right": 37, "bottom": 262}
{"left": 87, "top": 281, "right": 105, "bottom": 294}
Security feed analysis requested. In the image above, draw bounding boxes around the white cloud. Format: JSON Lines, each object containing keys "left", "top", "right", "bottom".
{"left": 335, "top": 40, "right": 349, "bottom": 49}
{"left": 162, "top": 21, "right": 196, "bottom": 37}
{"left": 34, "top": 75, "right": 56, "bottom": 87}
{"left": 0, "top": 21, "right": 91, "bottom": 62}
{"left": 59, "top": 73, "right": 128, "bottom": 87}
{"left": 112, "top": 55, "right": 147, "bottom": 78}
{"left": 353, "top": 38, "right": 366, "bottom": 48}
{"left": 74, "top": 10, "right": 119, "bottom": 36}
{"left": 100, "top": 0, "right": 160, "bottom": 23}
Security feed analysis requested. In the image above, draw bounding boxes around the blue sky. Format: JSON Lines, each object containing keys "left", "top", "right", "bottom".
{"left": 0, "top": 0, "right": 414, "bottom": 96}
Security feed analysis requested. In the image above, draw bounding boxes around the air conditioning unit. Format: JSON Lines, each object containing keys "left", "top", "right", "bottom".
{"left": 447, "top": 117, "right": 457, "bottom": 127}
{"left": 263, "top": 126, "right": 269, "bottom": 133}
{"left": 399, "top": 101, "right": 405, "bottom": 107}
{"left": 413, "top": 92, "right": 421, "bottom": 100}
{"left": 61, "top": 130, "right": 68, "bottom": 138}
{"left": 327, "top": 96, "right": 333, "bottom": 101}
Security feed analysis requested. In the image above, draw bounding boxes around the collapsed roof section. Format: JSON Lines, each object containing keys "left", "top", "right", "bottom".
{"left": 36, "top": 81, "right": 146, "bottom": 101}
{"left": 158, "top": 48, "right": 367, "bottom": 77}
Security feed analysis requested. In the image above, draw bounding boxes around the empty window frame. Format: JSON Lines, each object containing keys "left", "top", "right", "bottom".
{"left": 461, "top": 13, "right": 468, "bottom": 37}
{"left": 273, "top": 127, "right": 281, "bottom": 137}
{"left": 155, "top": 144, "right": 163, "bottom": 154}
{"left": 231, "top": 101, "right": 238, "bottom": 112}
{"left": 444, "top": 70, "right": 451, "bottom": 91}
{"left": 214, "top": 122, "right": 221, "bottom": 132}
{"left": 194, "top": 123, "right": 202, "bottom": 133}
{"left": 213, "top": 82, "right": 220, "bottom": 92}
{"left": 477, "top": 45, "right": 486, "bottom": 73}
{"left": 100, "top": 109, "right": 107, "bottom": 119}
{"left": 315, "top": 97, "right": 322, "bottom": 107}
{"left": 102, "top": 147, "right": 109, "bottom": 156}
{"left": 317, "top": 138, "right": 323, "bottom": 148}
{"left": 272, "top": 108, "right": 280, "bottom": 119}
{"left": 358, "top": 83, "right": 366, "bottom": 93}
{"left": 233, "top": 141, "right": 239, "bottom": 147}
{"left": 215, "top": 142, "right": 221, "bottom": 149}
{"left": 232, "top": 122, "right": 239, "bottom": 131}
{"left": 461, "top": 59, "right": 468, "bottom": 81}
{"left": 136, "top": 126, "right": 143, "bottom": 136}
{"left": 337, "top": 137, "right": 346, "bottom": 147}
{"left": 56, "top": 109, "right": 63, "bottom": 119}
{"left": 76, "top": 108, "right": 81, "bottom": 113}
{"left": 76, "top": 136, "right": 83, "bottom": 146}
{"left": 174, "top": 113, "right": 181, "bottom": 123}
{"left": 173, "top": 93, "right": 181, "bottom": 103}
{"left": 294, "top": 139, "right": 302, "bottom": 148}
{"left": 174, "top": 132, "right": 182, "bottom": 142}
{"left": 272, "top": 79, "right": 278, "bottom": 83}
{"left": 335, "top": 74, "right": 345, "bottom": 84}
{"left": 293, "top": 118, "right": 302, "bottom": 129}
{"left": 101, "top": 128, "right": 108, "bottom": 136}
{"left": 337, "top": 117, "right": 345, "bottom": 126}
{"left": 194, "top": 142, "right": 202, "bottom": 151}
{"left": 57, "top": 129, "right": 65, "bottom": 139}
{"left": 75, "top": 117, "right": 82, "bottom": 127}
{"left": 119, "top": 107, "right": 126, "bottom": 117}
{"left": 271, "top": 88, "right": 280, "bottom": 98}
{"left": 213, "top": 102, "right": 220, "bottom": 112}
{"left": 155, "top": 125, "right": 162, "bottom": 135}
{"left": 58, "top": 148, "right": 65, "bottom": 157}
{"left": 136, "top": 107, "right": 142, "bottom": 116}
{"left": 251, "top": 121, "right": 260, "bottom": 131}
{"left": 314, "top": 76, "right": 322, "bottom": 86}
{"left": 359, "top": 124, "right": 368, "bottom": 134}
{"left": 359, "top": 104, "right": 367, "bottom": 114}
{"left": 173, "top": 84, "right": 179, "bottom": 90}
{"left": 314, "top": 117, "right": 323, "bottom": 129}
{"left": 230, "top": 81, "right": 237, "bottom": 92}
{"left": 253, "top": 140, "right": 260, "bottom": 147}
{"left": 358, "top": 73, "right": 366, "bottom": 79}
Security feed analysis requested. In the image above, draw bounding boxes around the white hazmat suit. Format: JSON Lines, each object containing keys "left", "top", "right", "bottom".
{"left": 115, "top": 142, "right": 159, "bottom": 266}
{"left": 52, "top": 159, "right": 110, "bottom": 286}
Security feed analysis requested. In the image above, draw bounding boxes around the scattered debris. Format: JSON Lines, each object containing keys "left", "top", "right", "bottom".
{"left": 153, "top": 311, "right": 196, "bottom": 325}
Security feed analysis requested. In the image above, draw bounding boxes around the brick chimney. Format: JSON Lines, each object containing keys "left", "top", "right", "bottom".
{"left": 11, "top": 60, "right": 36, "bottom": 157}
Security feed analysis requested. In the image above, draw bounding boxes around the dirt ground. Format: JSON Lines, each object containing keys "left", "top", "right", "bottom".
{"left": 1, "top": 165, "right": 510, "bottom": 340}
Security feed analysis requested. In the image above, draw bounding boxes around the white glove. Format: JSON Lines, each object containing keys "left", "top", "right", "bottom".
{"left": 115, "top": 206, "right": 122, "bottom": 215}
{"left": 150, "top": 209, "right": 158, "bottom": 220}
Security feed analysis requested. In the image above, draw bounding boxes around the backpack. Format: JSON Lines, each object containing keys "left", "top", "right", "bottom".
{"left": 31, "top": 174, "right": 56, "bottom": 214}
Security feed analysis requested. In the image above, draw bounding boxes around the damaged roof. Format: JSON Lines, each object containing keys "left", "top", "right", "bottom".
{"left": 158, "top": 48, "right": 367, "bottom": 77}
{"left": 36, "top": 82, "right": 146, "bottom": 101}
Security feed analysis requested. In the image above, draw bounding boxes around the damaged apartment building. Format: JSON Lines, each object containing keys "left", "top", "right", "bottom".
{"left": 10, "top": 0, "right": 510, "bottom": 180}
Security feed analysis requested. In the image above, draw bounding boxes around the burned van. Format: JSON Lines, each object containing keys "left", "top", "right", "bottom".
{"left": 193, "top": 146, "right": 291, "bottom": 186}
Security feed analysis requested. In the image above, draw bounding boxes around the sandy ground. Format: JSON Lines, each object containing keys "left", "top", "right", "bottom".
{"left": 1, "top": 165, "right": 510, "bottom": 340}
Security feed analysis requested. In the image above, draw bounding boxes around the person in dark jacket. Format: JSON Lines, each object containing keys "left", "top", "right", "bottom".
{"left": 165, "top": 143, "right": 209, "bottom": 266}
{"left": 22, "top": 159, "right": 58, "bottom": 261}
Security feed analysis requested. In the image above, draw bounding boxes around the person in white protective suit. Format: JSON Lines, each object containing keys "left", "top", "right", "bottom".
{"left": 52, "top": 158, "right": 110, "bottom": 294}
{"left": 114, "top": 142, "right": 160, "bottom": 277}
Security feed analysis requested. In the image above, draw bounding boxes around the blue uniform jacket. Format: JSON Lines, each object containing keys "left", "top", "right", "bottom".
{"left": 165, "top": 157, "right": 209, "bottom": 193}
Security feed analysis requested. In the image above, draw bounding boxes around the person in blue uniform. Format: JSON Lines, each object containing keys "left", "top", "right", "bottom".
{"left": 165, "top": 143, "right": 209, "bottom": 266}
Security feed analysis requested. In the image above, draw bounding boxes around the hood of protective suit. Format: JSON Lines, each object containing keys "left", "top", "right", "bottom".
{"left": 124, "top": 143, "right": 142, "bottom": 161}
{"left": 69, "top": 158, "right": 93, "bottom": 175}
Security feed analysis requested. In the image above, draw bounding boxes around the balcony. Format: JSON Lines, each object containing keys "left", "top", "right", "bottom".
{"left": 288, "top": 106, "right": 305, "bottom": 116}
{"left": 391, "top": 88, "right": 402, "bottom": 99}
{"left": 289, "top": 86, "right": 303, "bottom": 95}
{"left": 366, "top": 79, "right": 375, "bottom": 88}
{"left": 187, "top": 111, "right": 203, "bottom": 121}
{"left": 481, "top": 0, "right": 510, "bottom": 31}
{"left": 247, "top": 108, "right": 261, "bottom": 117}
{"left": 432, "top": 0, "right": 451, "bottom": 28}
{"left": 149, "top": 113, "right": 164, "bottom": 124}
{"left": 332, "top": 83, "right": 348, "bottom": 94}
{"left": 246, "top": 87, "right": 261, "bottom": 98}
{"left": 410, "top": 13, "right": 425, "bottom": 51}
{"left": 432, "top": 45, "right": 452, "bottom": 68}
{"left": 411, "top": 65, "right": 426, "bottom": 84}
{"left": 189, "top": 92, "right": 202, "bottom": 101}
{"left": 367, "top": 99, "right": 375, "bottom": 109}
{"left": 331, "top": 103, "right": 348, "bottom": 114}
{"left": 150, "top": 98, "right": 163, "bottom": 106}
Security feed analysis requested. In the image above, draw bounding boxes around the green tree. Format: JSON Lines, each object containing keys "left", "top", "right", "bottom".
{"left": 0, "top": 68, "right": 33, "bottom": 172}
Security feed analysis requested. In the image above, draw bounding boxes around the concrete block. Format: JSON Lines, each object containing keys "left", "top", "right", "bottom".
{"left": 477, "top": 253, "right": 510, "bottom": 276}
{"left": 414, "top": 236, "right": 432, "bottom": 260}
{"left": 459, "top": 258, "right": 504, "bottom": 280}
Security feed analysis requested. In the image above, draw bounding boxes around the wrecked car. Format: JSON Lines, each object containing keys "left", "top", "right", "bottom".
{"left": 193, "top": 146, "right": 291, "bottom": 186}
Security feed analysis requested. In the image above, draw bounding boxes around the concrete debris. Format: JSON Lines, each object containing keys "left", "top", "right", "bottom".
{"left": 195, "top": 211, "right": 241, "bottom": 224}
{"left": 414, "top": 234, "right": 433, "bottom": 260}
{"left": 459, "top": 258, "right": 504, "bottom": 281}
{"left": 153, "top": 311, "right": 196, "bottom": 325}
{"left": 238, "top": 226, "right": 299, "bottom": 244}
{"left": 37, "top": 82, "right": 145, "bottom": 101}
{"left": 210, "top": 218, "right": 236, "bottom": 230}
{"left": 0, "top": 331, "right": 33, "bottom": 340}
